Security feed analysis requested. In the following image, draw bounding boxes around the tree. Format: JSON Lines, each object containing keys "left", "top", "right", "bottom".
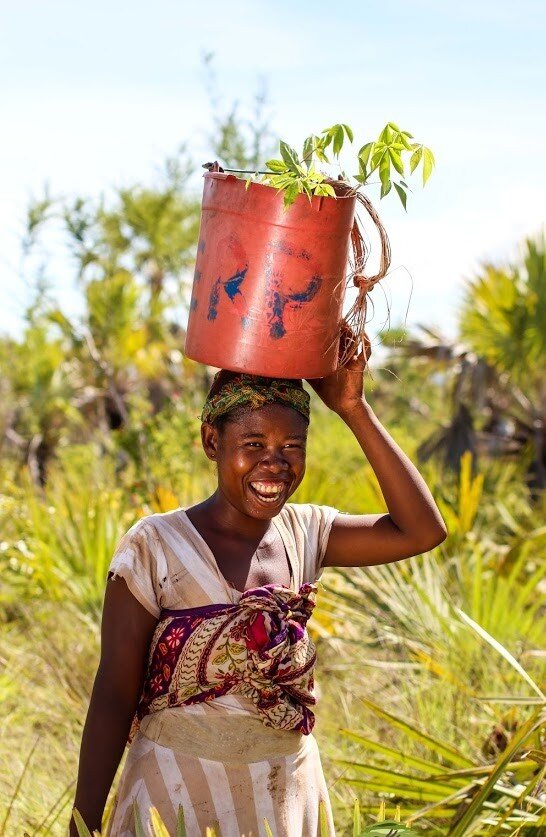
{"left": 388, "top": 232, "right": 546, "bottom": 495}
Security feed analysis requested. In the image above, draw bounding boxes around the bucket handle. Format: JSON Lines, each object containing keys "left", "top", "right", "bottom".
{"left": 332, "top": 183, "right": 392, "bottom": 367}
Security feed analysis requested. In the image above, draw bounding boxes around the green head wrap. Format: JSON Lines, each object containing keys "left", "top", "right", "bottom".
{"left": 201, "top": 371, "right": 310, "bottom": 425}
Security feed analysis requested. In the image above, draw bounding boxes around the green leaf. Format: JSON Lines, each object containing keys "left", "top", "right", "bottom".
{"left": 387, "top": 121, "right": 401, "bottom": 132}
{"left": 361, "top": 823, "right": 421, "bottom": 836}
{"left": 371, "top": 149, "right": 386, "bottom": 170}
{"left": 456, "top": 609, "right": 545, "bottom": 698}
{"left": 279, "top": 141, "right": 300, "bottom": 173}
{"left": 72, "top": 810, "right": 93, "bottom": 837}
{"left": 422, "top": 147, "right": 435, "bottom": 185}
{"left": 314, "top": 183, "right": 336, "bottom": 197}
{"left": 379, "top": 124, "right": 393, "bottom": 143}
{"left": 283, "top": 182, "right": 300, "bottom": 207}
{"left": 353, "top": 799, "right": 361, "bottom": 836}
{"left": 307, "top": 167, "right": 324, "bottom": 183}
{"left": 302, "top": 136, "right": 314, "bottom": 164}
{"left": 150, "top": 806, "right": 171, "bottom": 837}
{"left": 359, "top": 697, "right": 473, "bottom": 766}
{"left": 342, "top": 123, "right": 354, "bottom": 142}
{"left": 333, "top": 124, "right": 345, "bottom": 156}
{"left": 320, "top": 128, "right": 334, "bottom": 150}
{"left": 319, "top": 800, "right": 330, "bottom": 836}
{"left": 265, "top": 159, "right": 287, "bottom": 173}
{"left": 132, "top": 801, "right": 147, "bottom": 837}
{"left": 175, "top": 805, "right": 187, "bottom": 837}
{"left": 398, "top": 134, "right": 413, "bottom": 150}
{"left": 394, "top": 182, "right": 407, "bottom": 211}
{"left": 358, "top": 142, "right": 374, "bottom": 167}
{"left": 379, "top": 153, "right": 391, "bottom": 197}
{"left": 301, "top": 180, "right": 313, "bottom": 200}
{"left": 446, "top": 706, "right": 545, "bottom": 837}
{"left": 266, "top": 174, "right": 295, "bottom": 190}
{"left": 410, "top": 147, "right": 423, "bottom": 174}
{"left": 388, "top": 148, "right": 404, "bottom": 175}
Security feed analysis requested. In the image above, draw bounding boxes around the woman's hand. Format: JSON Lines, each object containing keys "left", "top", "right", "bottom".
{"left": 306, "top": 324, "right": 372, "bottom": 418}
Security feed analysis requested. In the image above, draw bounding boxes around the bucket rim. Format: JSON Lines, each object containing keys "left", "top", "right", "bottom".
{"left": 202, "top": 170, "right": 357, "bottom": 201}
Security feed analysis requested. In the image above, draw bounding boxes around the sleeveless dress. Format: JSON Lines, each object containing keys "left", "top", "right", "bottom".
{"left": 105, "top": 503, "right": 339, "bottom": 837}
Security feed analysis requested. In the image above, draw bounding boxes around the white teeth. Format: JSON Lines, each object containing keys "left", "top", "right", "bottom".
{"left": 250, "top": 481, "right": 285, "bottom": 499}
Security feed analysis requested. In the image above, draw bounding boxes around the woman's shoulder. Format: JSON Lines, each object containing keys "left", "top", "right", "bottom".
{"left": 275, "top": 502, "right": 339, "bottom": 544}
{"left": 278, "top": 501, "right": 339, "bottom": 527}
{"left": 276, "top": 503, "right": 339, "bottom": 583}
{"left": 122, "top": 507, "right": 188, "bottom": 539}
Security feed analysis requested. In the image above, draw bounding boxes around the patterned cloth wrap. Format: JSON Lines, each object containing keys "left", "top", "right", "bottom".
{"left": 131, "top": 582, "right": 318, "bottom": 742}
{"left": 200, "top": 372, "right": 310, "bottom": 424}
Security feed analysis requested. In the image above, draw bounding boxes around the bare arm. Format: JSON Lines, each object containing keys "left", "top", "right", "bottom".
{"left": 323, "top": 399, "right": 447, "bottom": 567}
{"left": 70, "top": 577, "right": 157, "bottom": 835}
{"left": 307, "top": 331, "right": 447, "bottom": 568}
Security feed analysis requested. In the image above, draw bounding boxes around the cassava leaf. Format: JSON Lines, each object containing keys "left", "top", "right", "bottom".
{"left": 333, "top": 124, "right": 345, "bottom": 156}
{"left": 410, "top": 146, "right": 423, "bottom": 174}
{"left": 314, "top": 183, "right": 336, "bottom": 197}
{"left": 303, "top": 136, "right": 315, "bottom": 166}
{"left": 422, "top": 146, "right": 435, "bottom": 185}
{"left": 379, "top": 124, "right": 393, "bottom": 143}
{"left": 358, "top": 142, "right": 374, "bottom": 167}
{"left": 283, "top": 181, "right": 300, "bottom": 207}
{"left": 265, "top": 158, "right": 288, "bottom": 173}
{"left": 394, "top": 182, "right": 407, "bottom": 211}
{"left": 279, "top": 141, "right": 300, "bottom": 173}
{"left": 389, "top": 148, "right": 404, "bottom": 175}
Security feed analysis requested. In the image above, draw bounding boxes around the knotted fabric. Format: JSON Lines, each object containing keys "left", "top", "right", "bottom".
{"left": 130, "top": 582, "right": 319, "bottom": 743}
{"left": 200, "top": 371, "right": 310, "bottom": 424}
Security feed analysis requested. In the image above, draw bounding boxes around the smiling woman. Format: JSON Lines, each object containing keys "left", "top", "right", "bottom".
{"left": 71, "top": 357, "right": 447, "bottom": 837}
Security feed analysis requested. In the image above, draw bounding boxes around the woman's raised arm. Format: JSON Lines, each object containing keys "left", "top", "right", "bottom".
{"left": 307, "top": 333, "right": 447, "bottom": 569}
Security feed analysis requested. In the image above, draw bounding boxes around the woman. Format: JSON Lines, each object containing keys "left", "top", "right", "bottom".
{"left": 71, "top": 342, "right": 447, "bottom": 836}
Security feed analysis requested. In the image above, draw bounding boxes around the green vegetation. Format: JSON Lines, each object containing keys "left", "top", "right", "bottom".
{"left": 254, "top": 122, "right": 434, "bottom": 208}
{"left": 70, "top": 799, "right": 421, "bottom": 836}
{"left": 0, "top": 85, "right": 545, "bottom": 834}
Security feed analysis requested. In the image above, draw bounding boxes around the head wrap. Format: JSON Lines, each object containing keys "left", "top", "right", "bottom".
{"left": 201, "top": 371, "right": 310, "bottom": 424}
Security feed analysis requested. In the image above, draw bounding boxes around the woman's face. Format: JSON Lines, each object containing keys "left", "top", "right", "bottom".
{"left": 202, "top": 403, "right": 308, "bottom": 520}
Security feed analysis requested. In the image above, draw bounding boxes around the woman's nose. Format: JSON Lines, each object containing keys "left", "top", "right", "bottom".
{"left": 261, "top": 449, "right": 289, "bottom": 471}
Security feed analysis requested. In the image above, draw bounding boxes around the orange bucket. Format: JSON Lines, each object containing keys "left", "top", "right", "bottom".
{"left": 184, "top": 171, "right": 357, "bottom": 378}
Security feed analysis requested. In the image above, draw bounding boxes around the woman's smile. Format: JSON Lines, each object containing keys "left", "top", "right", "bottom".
{"left": 248, "top": 479, "right": 290, "bottom": 505}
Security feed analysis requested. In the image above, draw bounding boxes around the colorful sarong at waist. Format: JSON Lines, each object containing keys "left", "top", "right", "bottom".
{"left": 130, "top": 582, "right": 319, "bottom": 743}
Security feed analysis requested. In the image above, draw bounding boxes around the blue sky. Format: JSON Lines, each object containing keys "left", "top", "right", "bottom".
{"left": 2, "top": 0, "right": 545, "bottom": 348}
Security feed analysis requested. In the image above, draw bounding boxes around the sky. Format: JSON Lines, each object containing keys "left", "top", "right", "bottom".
{"left": 1, "top": 0, "right": 545, "bottom": 351}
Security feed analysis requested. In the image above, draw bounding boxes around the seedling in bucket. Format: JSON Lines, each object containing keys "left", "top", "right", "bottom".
{"left": 251, "top": 122, "right": 434, "bottom": 210}
{"left": 185, "top": 122, "right": 434, "bottom": 378}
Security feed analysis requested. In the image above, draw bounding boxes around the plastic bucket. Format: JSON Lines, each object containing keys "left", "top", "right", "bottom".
{"left": 184, "top": 172, "right": 357, "bottom": 378}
